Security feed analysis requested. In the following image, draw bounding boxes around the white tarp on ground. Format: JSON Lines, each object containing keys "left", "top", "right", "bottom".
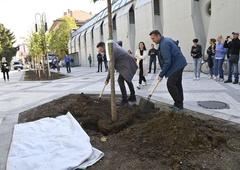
{"left": 7, "top": 112, "right": 104, "bottom": 170}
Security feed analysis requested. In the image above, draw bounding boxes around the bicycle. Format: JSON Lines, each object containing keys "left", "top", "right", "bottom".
{"left": 201, "top": 58, "right": 234, "bottom": 75}
{"left": 200, "top": 55, "right": 209, "bottom": 74}
{"left": 200, "top": 61, "right": 209, "bottom": 74}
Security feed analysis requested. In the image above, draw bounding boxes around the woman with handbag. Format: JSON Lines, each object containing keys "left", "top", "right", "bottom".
{"left": 1, "top": 57, "right": 10, "bottom": 81}
{"left": 206, "top": 38, "right": 216, "bottom": 79}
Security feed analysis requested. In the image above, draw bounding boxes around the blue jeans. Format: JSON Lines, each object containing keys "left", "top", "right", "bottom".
{"left": 148, "top": 58, "right": 156, "bottom": 73}
{"left": 227, "top": 59, "right": 239, "bottom": 82}
{"left": 214, "top": 58, "right": 224, "bottom": 78}
{"left": 193, "top": 58, "right": 202, "bottom": 78}
{"left": 209, "top": 57, "right": 215, "bottom": 76}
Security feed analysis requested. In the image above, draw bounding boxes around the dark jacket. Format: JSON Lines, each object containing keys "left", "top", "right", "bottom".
{"left": 1, "top": 61, "right": 10, "bottom": 72}
{"left": 106, "top": 42, "right": 138, "bottom": 82}
{"left": 224, "top": 38, "right": 240, "bottom": 58}
{"left": 158, "top": 36, "right": 187, "bottom": 78}
{"left": 190, "top": 45, "right": 202, "bottom": 58}
{"left": 148, "top": 48, "right": 158, "bottom": 58}
{"left": 102, "top": 54, "right": 107, "bottom": 62}
{"left": 97, "top": 53, "right": 103, "bottom": 62}
{"left": 206, "top": 44, "right": 216, "bottom": 68}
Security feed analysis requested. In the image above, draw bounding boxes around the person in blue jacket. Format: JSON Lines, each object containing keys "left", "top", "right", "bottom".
{"left": 64, "top": 54, "right": 71, "bottom": 73}
{"left": 149, "top": 30, "right": 187, "bottom": 112}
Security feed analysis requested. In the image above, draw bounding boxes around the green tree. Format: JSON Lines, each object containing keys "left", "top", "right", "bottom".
{"left": 0, "top": 23, "right": 17, "bottom": 63}
{"left": 93, "top": 0, "right": 117, "bottom": 121}
{"left": 49, "top": 15, "right": 77, "bottom": 58}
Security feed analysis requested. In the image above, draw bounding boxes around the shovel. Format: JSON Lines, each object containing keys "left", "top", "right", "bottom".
{"left": 98, "top": 84, "right": 107, "bottom": 100}
{"left": 139, "top": 80, "right": 160, "bottom": 113}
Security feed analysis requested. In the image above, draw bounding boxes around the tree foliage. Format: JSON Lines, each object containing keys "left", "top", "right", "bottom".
{"left": 0, "top": 23, "right": 17, "bottom": 63}
{"left": 49, "top": 16, "right": 77, "bottom": 58}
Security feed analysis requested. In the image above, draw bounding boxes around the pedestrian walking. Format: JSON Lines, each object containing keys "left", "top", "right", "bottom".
{"left": 149, "top": 30, "right": 187, "bottom": 112}
{"left": 88, "top": 54, "right": 92, "bottom": 67}
{"left": 65, "top": 54, "right": 71, "bottom": 73}
{"left": 1, "top": 57, "right": 10, "bottom": 81}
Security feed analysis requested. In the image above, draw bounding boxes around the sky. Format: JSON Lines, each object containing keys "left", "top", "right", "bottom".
{"left": 0, "top": 0, "right": 107, "bottom": 45}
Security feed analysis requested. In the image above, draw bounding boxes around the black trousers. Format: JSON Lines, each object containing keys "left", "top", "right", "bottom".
{"left": 166, "top": 68, "right": 184, "bottom": 108}
{"left": 97, "top": 61, "right": 102, "bottom": 72}
{"left": 118, "top": 74, "right": 135, "bottom": 101}
{"left": 3, "top": 71, "right": 9, "bottom": 80}
{"left": 139, "top": 60, "right": 146, "bottom": 84}
{"left": 103, "top": 61, "right": 108, "bottom": 71}
{"left": 66, "top": 62, "right": 71, "bottom": 73}
{"left": 149, "top": 58, "right": 156, "bottom": 73}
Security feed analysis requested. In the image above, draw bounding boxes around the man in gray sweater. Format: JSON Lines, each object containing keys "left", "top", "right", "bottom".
{"left": 96, "top": 41, "right": 138, "bottom": 106}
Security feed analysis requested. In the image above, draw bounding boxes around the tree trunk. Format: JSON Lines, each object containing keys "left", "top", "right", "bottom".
{"left": 107, "top": 0, "right": 117, "bottom": 122}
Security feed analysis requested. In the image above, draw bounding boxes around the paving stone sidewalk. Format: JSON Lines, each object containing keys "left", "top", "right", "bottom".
{"left": 0, "top": 67, "right": 240, "bottom": 169}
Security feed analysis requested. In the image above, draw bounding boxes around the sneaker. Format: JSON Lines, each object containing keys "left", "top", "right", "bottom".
{"left": 208, "top": 76, "right": 213, "bottom": 79}
{"left": 143, "top": 81, "right": 147, "bottom": 86}
{"left": 213, "top": 76, "right": 217, "bottom": 80}
{"left": 128, "top": 95, "right": 136, "bottom": 102}
{"left": 137, "top": 84, "right": 141, "bottom": 89}
{"left": 196, "top": 77, "right": 200, "bottom": 80}
{"left": 172, "top": 106, "right": 183, "bottom": 112}
{"left": 218, "top": 78, "right": 224, "bottom": 82}
{"left": 193, "top": 77, "right": 197, "bottom": 80}
{"left": 224, "top": 80, "right": 232, "bottom": 83}
{"left": 116, "top": 100, "right": 129, "bottom": 106}
{"left": 233, "top": 81, "right": 238, "bottom": 84}
{"left": 148, "top": 71, "right": 151, "bottom": 73}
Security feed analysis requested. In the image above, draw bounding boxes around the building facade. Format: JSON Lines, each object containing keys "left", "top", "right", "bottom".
{"left": 68, "top": 0, "right": 240, "bottom": 70}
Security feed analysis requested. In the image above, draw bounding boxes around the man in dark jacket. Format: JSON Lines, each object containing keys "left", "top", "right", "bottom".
{"left": 224, "top": 31, "right": 240, "bottom": 84}
{"left": 96, "top": 41, "right": 138, "bottom": 106}
{"left": 97, "top": 52, "right": 103, "bottom": 72}
{"left": 102, "top": 53, "right": 108, "bottom": 72}
{"left": 148, "top": 44, "right": 158, "bottom": 73}
{"left": 149, "top": 30, "right": 187, "bottom": 112}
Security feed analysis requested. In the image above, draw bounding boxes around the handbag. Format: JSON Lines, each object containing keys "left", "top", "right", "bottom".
{"left": 228, "top": 55, "right": 239, "bottom": 64}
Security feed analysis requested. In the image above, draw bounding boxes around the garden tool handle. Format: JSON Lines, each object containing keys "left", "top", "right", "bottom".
{"left": 99, "top": 84, "right": 107, "bottom": 98}
{"left": 148, "top": 80, "right": 160, "bottom": 99}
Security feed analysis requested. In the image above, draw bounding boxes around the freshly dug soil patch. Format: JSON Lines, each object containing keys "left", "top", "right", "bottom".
{"left": 24, "top": 70, "right": 66, "bottom": 81}
{"left": 19, "top": 93, "right": 240, "bottom": 170}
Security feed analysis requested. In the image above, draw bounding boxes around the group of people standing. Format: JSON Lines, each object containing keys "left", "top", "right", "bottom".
{"left": 96, "top": 30, "right": 187, "bottom": 112}
{"left": 191, "top": 31, "right": 240, "bottom": 84}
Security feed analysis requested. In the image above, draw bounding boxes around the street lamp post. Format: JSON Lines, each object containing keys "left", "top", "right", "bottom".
{"left": 35, "top": 13, "right": 50, "bottom": 77}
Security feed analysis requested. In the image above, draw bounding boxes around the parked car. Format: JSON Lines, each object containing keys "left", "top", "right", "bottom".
{"left": 13, "top": 61, "right": 24, "bottom": 70}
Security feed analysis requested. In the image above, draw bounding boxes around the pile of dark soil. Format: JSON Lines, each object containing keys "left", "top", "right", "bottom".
{"left": 19, "top": 93, "right": 240, "bottom": 170}
{"left": 24, "top": 70, "right": 66, "bottom": 81}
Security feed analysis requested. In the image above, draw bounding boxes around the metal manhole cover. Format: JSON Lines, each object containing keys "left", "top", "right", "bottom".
{"left": 197, "top": 100, "right": 229, "bottom": 109}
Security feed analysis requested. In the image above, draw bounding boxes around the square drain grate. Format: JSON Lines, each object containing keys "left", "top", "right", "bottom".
{"left": 197, "top": 100, "right": 230, "bottom": 109}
